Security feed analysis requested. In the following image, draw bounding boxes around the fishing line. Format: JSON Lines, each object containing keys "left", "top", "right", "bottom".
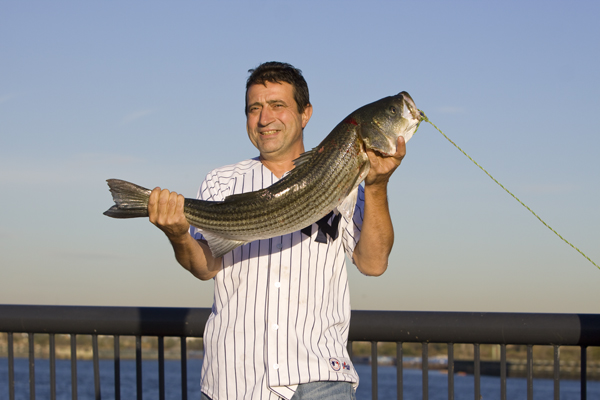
{"left": 418, "top": 111, "right": 599, "bottom": 271}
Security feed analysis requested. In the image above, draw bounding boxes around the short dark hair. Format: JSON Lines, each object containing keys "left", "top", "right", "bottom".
{"left": 245, "top": 61, "right": 310, "bottom": 114}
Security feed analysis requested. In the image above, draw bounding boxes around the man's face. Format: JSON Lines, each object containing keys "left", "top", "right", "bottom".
{"left": 246, "top": 81, "right": 312, "bottom": 161}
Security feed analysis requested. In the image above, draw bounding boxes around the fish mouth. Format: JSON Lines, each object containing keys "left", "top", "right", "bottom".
{"left": 398, "top": 92, "right": 422, "bottom": 122}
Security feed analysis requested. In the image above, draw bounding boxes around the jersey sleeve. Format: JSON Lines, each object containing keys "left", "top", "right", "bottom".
{"left": 189, "top": 171, "right": 227, "bottom": 240}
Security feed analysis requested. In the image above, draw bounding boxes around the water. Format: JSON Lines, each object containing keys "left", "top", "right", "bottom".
{"left": 1, "top": 358, "right": 599, "bottom": 400}
{"left": 353, "top": 365, "right": 600, "bottom": 400}
{"left": 0, "top": 358, "right": 203, "bottom": 400}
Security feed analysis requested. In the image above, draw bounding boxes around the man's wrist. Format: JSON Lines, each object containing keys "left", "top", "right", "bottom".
{"left": 167, "top": 230, "right": 192, "bottom": 245}
{"left": 364, "top": 180, "right": 389, "bottom": 196}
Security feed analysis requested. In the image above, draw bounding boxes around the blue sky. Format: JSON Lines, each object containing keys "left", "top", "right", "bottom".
{"left": 1, "top": 1, "right": 599, "bottom": 313}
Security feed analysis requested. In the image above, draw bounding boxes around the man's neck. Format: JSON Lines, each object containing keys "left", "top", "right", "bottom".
{"left": 259, "top": 156, "right": 297, "bottom": 179}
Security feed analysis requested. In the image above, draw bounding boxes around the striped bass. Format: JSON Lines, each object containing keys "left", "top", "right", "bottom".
{"left": 104, "top": 91, "right": 422, "bottom": 258}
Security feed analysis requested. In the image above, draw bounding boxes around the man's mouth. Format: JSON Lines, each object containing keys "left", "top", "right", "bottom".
{"left": 260, "top": 130, "right": 279, "bottom": 136}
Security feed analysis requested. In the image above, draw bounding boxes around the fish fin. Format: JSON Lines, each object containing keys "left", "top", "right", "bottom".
{"left": 292, "top": 148, "right": 318, "bottom": 168}
{"left": 335, "top": 158, "right": 369, "bottom": 220}
{"left": 222, "top": 190, "right": 266, "bottom": 203}
{"left": 202, "top": 231, "right": 248, "bottom": 258}
{"left": 336, "top": 185, "right": 359, "bottom": 220}
{"left": 104, "top": 179, "right": 151, "bottom": 218}
{"left": 103, "top": 205, "right": 149, "bottom": 218}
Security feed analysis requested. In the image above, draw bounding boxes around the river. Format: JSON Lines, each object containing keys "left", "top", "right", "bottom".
{"left": 1, "top": 358, "right": 599, "bottom": 399}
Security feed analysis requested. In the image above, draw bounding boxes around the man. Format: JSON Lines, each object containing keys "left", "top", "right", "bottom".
{"left": 148, "top": 62, "right": 405, "bottom": 400}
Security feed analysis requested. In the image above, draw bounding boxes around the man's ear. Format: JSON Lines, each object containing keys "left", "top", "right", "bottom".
{"left": 301, "top": 104, "right": 313, "bottom": 128}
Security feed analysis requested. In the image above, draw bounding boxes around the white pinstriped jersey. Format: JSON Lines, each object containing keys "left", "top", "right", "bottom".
{"left": 190, "top": 157, "right": 365, "bottom": 400}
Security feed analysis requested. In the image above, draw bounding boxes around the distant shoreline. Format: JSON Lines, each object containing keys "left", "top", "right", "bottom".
{"left": 2, "top": 355, "right": 598, "bottom": 381}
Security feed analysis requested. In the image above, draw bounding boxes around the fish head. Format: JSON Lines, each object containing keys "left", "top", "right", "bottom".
{"left": 355, "top": 91, "right": 422, "bottom": 156}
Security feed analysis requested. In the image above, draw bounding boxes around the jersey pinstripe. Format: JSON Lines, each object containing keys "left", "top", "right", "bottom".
{"left": 190, "top": 157, "right": 364, "bottom": 400}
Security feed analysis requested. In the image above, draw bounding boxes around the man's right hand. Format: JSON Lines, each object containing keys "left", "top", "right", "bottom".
{"left": 147, "top": 187, "right": 222, "bottom": 281}
{"left": 148, "top": 187, "right": 190, "bottom": 241}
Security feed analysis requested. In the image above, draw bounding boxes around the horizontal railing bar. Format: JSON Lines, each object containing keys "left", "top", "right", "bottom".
{"left": 1, "top": 305, "right": 600, "bottom": 346}
{"left": 349, "top": 310, "right": 600, "bottom": 345}
{"left": 0, "top": 305, "right": 210, "bottom": 337}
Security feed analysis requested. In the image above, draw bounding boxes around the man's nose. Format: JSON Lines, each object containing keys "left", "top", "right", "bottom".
{"left": 259, "top": 107, "right": 275, "bottom": 126}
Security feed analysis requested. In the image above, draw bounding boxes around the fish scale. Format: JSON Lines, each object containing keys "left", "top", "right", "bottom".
{"left": 104, "top": 91, "right": 422, "bottom": 258}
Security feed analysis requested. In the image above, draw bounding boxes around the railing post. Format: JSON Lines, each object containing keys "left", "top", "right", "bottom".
{"left": 181, "top": 336, "right": 187, "bottom": 400}
{"left": 527, "top": 345, "right": 533, "bottom": 400}
{"left": 447, "top": 343, "right": 453, "bottom": 400}
{"left": 473, "top": 343, "right": 480, "bottom": 400}
{"left": 397, "top": 342, "right": 403, "bottom": 400}
{"left": 554, "top": 345, "right": 560, "bottom": 400}
{"left": 371, "top": 341, "right": 378, "bottom": 400}
{"left": 159, "top": 336, "right": 165, "bottom": 400}
{"left": 92, "top": 335, "right": 101, "bottom": 400}
{"left": 114, "top": 335, "right": 121, "bottom": 400}
{"left": 70, "top": 334, "right": 77, "bottom": 400}
{"left": 501, "top": 344, "right": 507, "bottom": 400}
{"left": 581, "top": 346, "right": 587, "bottom": 400}
{"left": 422, "top": 343, "right": 428, "bottom": 400}
{"left": 50, "top": 334, "right": 56, "bottom": 400}
{"left": 28, "top": 332, "right": 35, "bottom": 400}
{"left": 8, "top": 332, "right": 15, "bottom": 400}
{"left": 136, "top": 336, "right": 142, "bottom": 400}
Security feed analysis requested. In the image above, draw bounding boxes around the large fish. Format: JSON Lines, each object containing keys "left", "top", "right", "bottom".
{"left": 104, "top": 91, "right": 422, "bottom": 258}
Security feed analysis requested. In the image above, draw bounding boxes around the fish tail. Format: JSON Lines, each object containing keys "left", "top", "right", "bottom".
{"left": 103, "top": 179, "right": 151, "bottom": 218}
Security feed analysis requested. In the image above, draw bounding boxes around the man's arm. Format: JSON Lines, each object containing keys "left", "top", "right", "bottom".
{"left": 148, "top": 188, "right": 222, "bottom": 281}
{"left": 352, "top": 136, "right": 406, "bottom": 276}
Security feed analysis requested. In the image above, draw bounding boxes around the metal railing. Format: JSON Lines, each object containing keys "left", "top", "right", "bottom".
{"left": 1, "top": 305, "right": 599, "bottom": 400}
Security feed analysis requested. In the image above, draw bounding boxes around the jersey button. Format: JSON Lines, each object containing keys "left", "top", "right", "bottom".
{"left": 274, "top": 282, "right": 281, "bottom": 288}
{"left": 273, "top": 364, "right": 279, "bottom": 370}
{"left": 272, "top": 324, "right": 279, "bottom": 330}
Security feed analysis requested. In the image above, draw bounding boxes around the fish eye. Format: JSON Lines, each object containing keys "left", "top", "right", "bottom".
{"left": 389, "top": 106, "right": 397, "bottom": 114}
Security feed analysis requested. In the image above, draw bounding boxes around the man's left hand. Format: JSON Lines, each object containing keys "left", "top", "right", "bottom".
{"left": 363, "top": 136, "right": 406, "bottom": 187}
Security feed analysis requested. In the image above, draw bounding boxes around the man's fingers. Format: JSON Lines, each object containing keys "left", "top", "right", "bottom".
{"left": 157, "top": 189, "right": 171, "bottom": 220}
{"left": 148, "top": 187, "right": 162, "bottom": 223}
{"left": 394, "top": 136, "right": 406, "bottom": 160}
{"left": 167, "top": 191, "right": 181, "bottom": 218}
{"left": 363, "top": 135, "right": 407, "bottom": 186}
{"left": 177, "top": 194, "right": 185, "bottom": 215}
{"left": 147, "top": 188, "right": 189, "bottom": 240}
{"left": 149, "top": 188, "right": 182, "bottom": 224}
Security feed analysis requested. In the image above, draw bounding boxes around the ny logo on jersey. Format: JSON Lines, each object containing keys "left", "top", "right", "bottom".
{"left": 301, "top": 211, "right": 341, "bottom": 243}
